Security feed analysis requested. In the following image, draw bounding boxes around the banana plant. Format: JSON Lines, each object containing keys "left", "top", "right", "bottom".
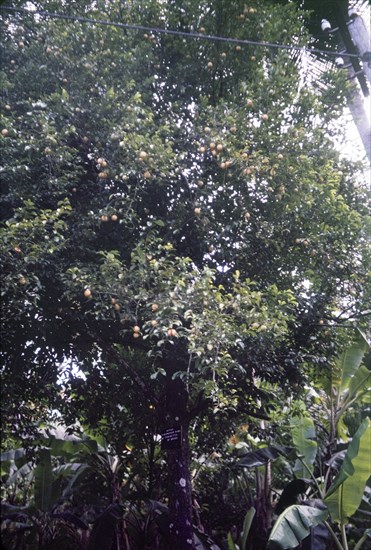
{"left": 268, "top": 331, "right": 371, "bottom": 550}
{"left": 227, "top": 507, "right": 256, "bottom": 550}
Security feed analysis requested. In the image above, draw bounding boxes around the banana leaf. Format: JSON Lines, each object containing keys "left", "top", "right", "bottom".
{"left": 235, "top": 446, "right": 291, "bottom": 468}
{"left": 338, "top": 332, "right": 369, "bottom": 393}
{"left": 34, "top": 449, "right": 53, "bottom": 512}
{"left": 290, "top": 416, "right": 317, "bottom": 478}
{"left": 324, "top": 417, "right": 371, "bottom": 523}
{"left": 268, "top": 505, "right": 328, "bottom": 549}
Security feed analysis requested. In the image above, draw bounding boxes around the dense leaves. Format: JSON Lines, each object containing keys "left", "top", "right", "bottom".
{"left": 1, "top": 0, "right": 370, "bottom": 548}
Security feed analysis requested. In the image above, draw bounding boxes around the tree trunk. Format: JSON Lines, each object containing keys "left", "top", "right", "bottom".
{"left": 163, "top": 353, "right": 195, "bottom": 550}
{"left": 166, "top": 419, "right": 195, "bottom": 549}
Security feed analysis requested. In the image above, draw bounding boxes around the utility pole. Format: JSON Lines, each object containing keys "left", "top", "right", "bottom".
{"left": 347, "top": 8, "right": 371, "bottom": 86}
{"left": 346, "top": 6, "right": 371, "bottom": 163}
{"left": 310, "top": 0, "right": 370, "bottom": 164}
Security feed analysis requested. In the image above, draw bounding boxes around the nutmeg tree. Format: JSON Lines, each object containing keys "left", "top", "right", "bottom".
{"left": 1, "top": 1, "right": 369, "bottom": 548}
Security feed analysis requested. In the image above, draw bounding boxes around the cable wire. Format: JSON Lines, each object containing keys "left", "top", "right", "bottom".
{"left": 0, "top": 5, "right": 360, "bottom": 60}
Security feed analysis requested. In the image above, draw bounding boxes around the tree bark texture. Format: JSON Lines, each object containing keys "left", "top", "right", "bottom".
{"left": 163, "top": 353, "right": 196, "bottom": 550}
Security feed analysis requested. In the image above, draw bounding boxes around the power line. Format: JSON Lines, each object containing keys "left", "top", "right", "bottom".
{"left": 0, "top": 5, "right": 361, "bottom": 61}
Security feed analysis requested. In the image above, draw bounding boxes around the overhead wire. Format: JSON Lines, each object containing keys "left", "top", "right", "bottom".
{"left": 0, "top": 5, "right": 361, "bottom": 61}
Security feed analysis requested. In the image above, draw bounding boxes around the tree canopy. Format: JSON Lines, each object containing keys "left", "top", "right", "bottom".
{"left": 0, "top": 1, "right": 370, "bottom": 548}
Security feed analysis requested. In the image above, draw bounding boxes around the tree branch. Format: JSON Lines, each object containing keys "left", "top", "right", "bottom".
{"left": 96, "top": 338, "right": 156, "bottom": 405}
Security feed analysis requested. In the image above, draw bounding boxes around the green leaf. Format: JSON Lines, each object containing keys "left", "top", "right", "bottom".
{"left": 61, "top": 88, "right": 69, "bottom": 101}
{"left": 34, "top": 449, "right": 53, "bottom": 512}
{"left": 290, "top": 416, "right": 317, "bottom": 477}
{"left": 338, "top": 331, "right": 369, "bottom": 393}
{"left": 268, "top": 505, "right": 328, "bottom": 549}
{"left": 1, "top": 448, "right": 29, "bottom": 476}
{"left": 1, "top": 448, "right": 27, "bottom": 468}
{"left": 324, "top": 417, "right": 371, "bottom": 522}
{"left": 48, "top": 436, "right": 98, "bottom": 457}
{"left": 227, "top": 531, "right": 238, "bottom": 550}
{"left": 235, "top": 446, "right": 290, "bottom": 468}
{"left": 240, "top": 507, "right": 255, "bottom": 550}
{"left": 347, "top": 366, "right": 371, "bottom": 404}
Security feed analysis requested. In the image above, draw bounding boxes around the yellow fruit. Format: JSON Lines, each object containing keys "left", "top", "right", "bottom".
{"left": 84, "top": 289, "right": 92, "bottom": 298}
{"left": 151, "top": 319, "right": 158, "bottom": 327}
{"left": 194, "top": 207, "right": 201, "bottom": 216}
{"left": 98, "top": 172, "right": 108, "bottom": 179}
{"left": 198, "top": 146, "right": 206, "bottom": 154}
{"left": 139, "top": 151, "right": 148, "bottom": 160}
{"left": 143, "top": 170, "right": 151, "bottom": 179}
{"left": 246, "top": 99, "right": 253, "bottom": 107}
{"left": 151, "top": 303, "right": 159, "bottom": 312}
{"left": 133, "top": 332, "right": 140, "bottom": 338}
{"left": 207, "top": 61, "right": 213, "bottom": 69}
{"left": 100, "top": 215, "right": 109, "bottom": 222}
{"left": 111, "top": 214, "right": 118, "bottom": 222}
{"left": 167, "top": 328, "right": 177, "bottom": 337}
{"left": 230, "top": 126, "right": 237, "bottom": 133}
{"left": 261, "top": 114, "right": 269, "bottom": 121}
{"left": 114, "top": 303, "right": 121, "bottom": 311}
{"left": 19, "top": 276, "right": 27, "bottom": 285}
{"left": 209, "top": 142, "right": 216, "bottom": 150}
{"left": 1, "top": 129, "right": 9, "bottom": 137}
{"left": 216, "top": 143, "right": 223, "bottom": 152}
{"left": 133, "top": 325, "right": 140, "bottom": 333}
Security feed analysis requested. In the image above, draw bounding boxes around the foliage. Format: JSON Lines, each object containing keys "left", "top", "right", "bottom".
{"left": 268, "top": 504, "right": 328, "bottom": 550}
{"left": 266, "top": 333, "right": 371, "bottom": 550}
{"left": 1, "top": 0, "right": 370, "bottom": 548}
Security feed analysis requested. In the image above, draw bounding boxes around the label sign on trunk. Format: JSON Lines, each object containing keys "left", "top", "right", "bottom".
{"left": 161, "top": 426, "right": 182, "bottom": 450}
